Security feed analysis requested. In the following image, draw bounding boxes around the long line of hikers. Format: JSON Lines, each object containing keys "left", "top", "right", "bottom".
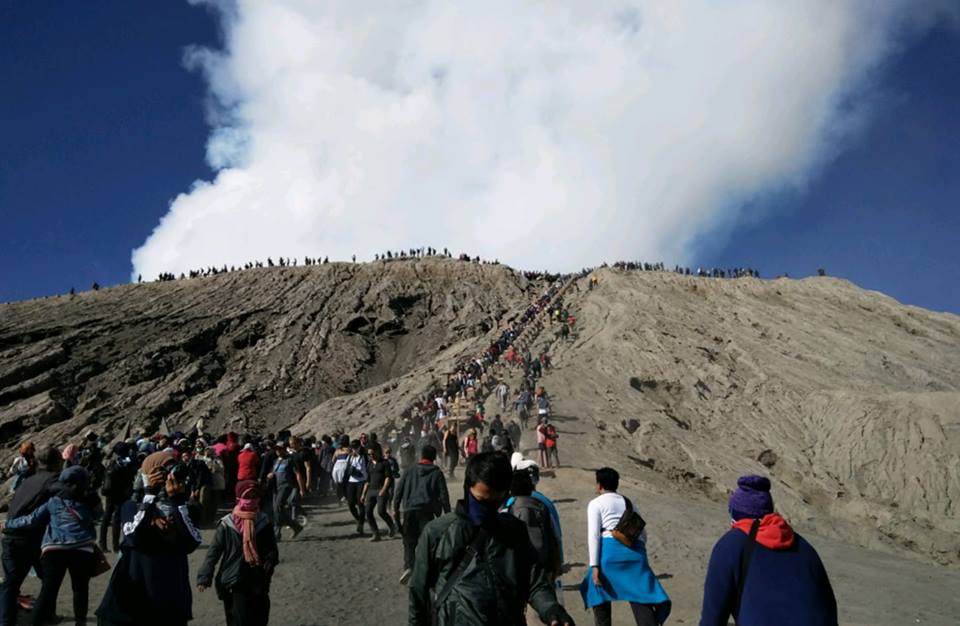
{"left": 57, "top": 250, "right": 786, "bottom": 301}
{"left": 2, "top": 427, "right": 838, "bottom": 626}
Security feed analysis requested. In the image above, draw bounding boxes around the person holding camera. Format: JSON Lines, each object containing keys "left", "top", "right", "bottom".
{"left": 95, "top": 451, "right": 203, "bottom": 626}
{"left": 579, "top": 467, "right": 670, "bottom": 626}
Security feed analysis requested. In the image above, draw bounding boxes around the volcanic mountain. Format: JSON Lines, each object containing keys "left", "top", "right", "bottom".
{"left": 2, "top": 259, "right": 959, "bottom": 623}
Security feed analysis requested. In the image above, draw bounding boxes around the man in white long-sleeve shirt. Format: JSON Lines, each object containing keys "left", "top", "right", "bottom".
{"left": 580, "top": 467, "right": 670, "bottom": 626}
{"left": 586, "top": 483, "right": 647, "bottom": 569}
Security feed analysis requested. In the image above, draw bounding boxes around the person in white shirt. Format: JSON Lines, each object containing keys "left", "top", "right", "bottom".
{"left": 345, "top": 440, "right": 368, "bottom": 535}
{"left": 579, "top": 467, "right": 671, "bottom": 626}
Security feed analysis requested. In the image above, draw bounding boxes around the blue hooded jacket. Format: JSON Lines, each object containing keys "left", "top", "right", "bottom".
{"left": 699, "top": 514, "right": 838, "bottom": 626}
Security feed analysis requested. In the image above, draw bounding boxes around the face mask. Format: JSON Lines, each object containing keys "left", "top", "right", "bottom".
{"left": 236, "top": 497, "right": 260, "bottom": 513}
{"left": 465, "top": 489, "right": 501, "bottom": 527}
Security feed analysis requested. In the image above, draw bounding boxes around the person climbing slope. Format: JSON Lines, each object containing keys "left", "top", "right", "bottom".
{"left": 698, "top": 475, "right": 837, "bottom": 626}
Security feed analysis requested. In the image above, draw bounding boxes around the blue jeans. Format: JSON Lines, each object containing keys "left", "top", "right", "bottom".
{"left": 273, "top": 485, "right": 302, "bottom": 538}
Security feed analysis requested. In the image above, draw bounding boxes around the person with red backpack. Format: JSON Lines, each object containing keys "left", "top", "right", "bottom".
{"left": 544, "top": 423, "right": 559, "bottom": 468}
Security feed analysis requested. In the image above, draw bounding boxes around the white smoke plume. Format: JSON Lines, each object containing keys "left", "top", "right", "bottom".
{"left": 131, "top": 1, "right": 955, "bottom": 278}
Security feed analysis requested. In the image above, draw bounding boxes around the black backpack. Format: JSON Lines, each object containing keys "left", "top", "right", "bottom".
{"left": 612, "top": 496, "right": 646, "bottom": 547}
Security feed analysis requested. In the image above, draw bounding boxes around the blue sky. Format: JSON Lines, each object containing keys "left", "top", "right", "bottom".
{"left": 1, "top": 3, "right": 958, "bottom": 313}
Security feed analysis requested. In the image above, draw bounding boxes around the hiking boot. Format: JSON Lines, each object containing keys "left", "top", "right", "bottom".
{"left": 399, "top": 569, "right": 413, "bottom": 585}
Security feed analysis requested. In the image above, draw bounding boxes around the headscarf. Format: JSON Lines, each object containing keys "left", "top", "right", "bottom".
{"left": 140, "top": 450, "right": 176, "bottom": 493}
{"left": 58, "top": 465, "right": 89, "bottom": 500}
{"left": 61, "top": 444, "right": 79, "bottom": 465}
{"left": 141, "top": 451, "right": 175, "bottom": 478}
{"left": 231, "top": 480, "right": 261, "bottom": 567}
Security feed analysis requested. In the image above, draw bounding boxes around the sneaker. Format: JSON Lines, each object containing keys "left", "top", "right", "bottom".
{"left": 388, "top": 526, "right": 397, "bottom": 538}
{"left": 399, "top": 569, "right": 413, "bottom": 585}
{"left": 356, "top": 521, "right": 364, "bottom": 535}
{"left": 291, "top": 524, "right": 304, "bottom": 540}
{"left": 369, "top": 533, "right": 381, "bottom": 543}
{"left": 296, "top": 514, "right": 309, "bottom": 529}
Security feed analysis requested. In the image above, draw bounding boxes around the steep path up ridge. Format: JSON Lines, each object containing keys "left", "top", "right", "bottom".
{"left": 292, "top": 272, "right": 576, "bottom": 436}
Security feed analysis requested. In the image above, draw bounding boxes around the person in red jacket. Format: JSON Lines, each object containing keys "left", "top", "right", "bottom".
{"left": 237, "top": 444, "right": 261, "bottom": 483}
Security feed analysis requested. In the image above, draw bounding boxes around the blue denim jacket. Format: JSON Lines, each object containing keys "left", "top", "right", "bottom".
{"left": 5, "top": 495, "right": 98, "bottom": 550}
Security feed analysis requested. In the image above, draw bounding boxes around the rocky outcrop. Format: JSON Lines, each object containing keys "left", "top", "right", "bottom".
{"left": 0, "top": 259, "right": 532, "bottom": 447}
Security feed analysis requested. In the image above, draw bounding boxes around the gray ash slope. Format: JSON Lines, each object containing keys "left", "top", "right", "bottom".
{"left": 540, "top": 269, "right": 960, "bottom": 567}
{"left": 0, "top": 260, "right": 532, "bottom": 447}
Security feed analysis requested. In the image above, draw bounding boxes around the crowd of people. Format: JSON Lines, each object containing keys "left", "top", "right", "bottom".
{"left": 54, "top": 245, "right": 784, "bottom": 300}
{"left": 2, "top": 427, "right": 839, "bottom": 626}
{"left": 607, "top": 261, "right": 761, "bottom": 279}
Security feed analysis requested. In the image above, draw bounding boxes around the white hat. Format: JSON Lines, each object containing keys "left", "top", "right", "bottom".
{"left": 510, "top": 452, "right": 538, "bottom": 472}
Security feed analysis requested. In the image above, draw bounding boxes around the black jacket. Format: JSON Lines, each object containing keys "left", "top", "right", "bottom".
{"left": 197, "top": 512, "right": 279, "bottom": 598}
{"left": 4, "top": 470, "right": 58, "bottom": 541}
{"left": 394, "top": 462, "right": 450, "bottom": 516}
{"left": 409, "top": 501, "right": 571, "bottom": 626}
{"left": 95, "top": 495, "right": 203, "bottom": 626}
{"left": 101, "top": 459, "right": 137, "bottom": 502}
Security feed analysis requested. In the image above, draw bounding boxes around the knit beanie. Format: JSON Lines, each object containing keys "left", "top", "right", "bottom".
{"left": 61, "top": 444, "right": 79, "bottom": 463}
{"left": 728, "top": 475, "right": 774, "bottom": 520}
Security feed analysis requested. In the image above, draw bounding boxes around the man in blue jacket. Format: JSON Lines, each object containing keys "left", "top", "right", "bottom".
{"left": 699, "top": 475, "right": 838, "bottom": 626}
